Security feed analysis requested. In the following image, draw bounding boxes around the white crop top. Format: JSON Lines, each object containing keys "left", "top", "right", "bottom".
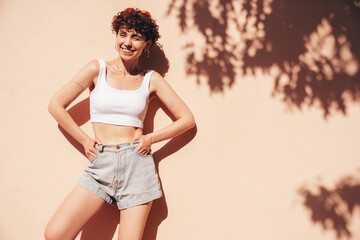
{"left": 90, "top": 59, "right": 153, "bottom": 128}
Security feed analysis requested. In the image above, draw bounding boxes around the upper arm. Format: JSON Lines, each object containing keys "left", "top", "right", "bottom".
{"left": 149, "top": 71, "right": 195, "bottom": 121}
{"left": 48, "top": 59, "right": 99, "bottom": 109}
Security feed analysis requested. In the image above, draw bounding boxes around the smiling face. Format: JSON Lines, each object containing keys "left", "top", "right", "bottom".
{"left": 115, "top": 27, "right": 151, "bottom": 62}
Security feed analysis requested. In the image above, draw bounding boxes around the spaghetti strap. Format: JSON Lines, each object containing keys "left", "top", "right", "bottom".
{"left": 144, "top": 70, "right": 154, "bottom": 91}
{"left": 90, "top": 59, "right": 106, "bottom": 93}
{"left": 96, "top": 59, "right": 106, "bottom": 85}
{"left": 98, "top": 59, "right": 105, "bottom": 77}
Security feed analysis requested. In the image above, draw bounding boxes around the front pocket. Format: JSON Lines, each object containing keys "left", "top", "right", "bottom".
{"left": 89, "top": 150, "right": 101, "bottom": 164}
{"left": 135, "top": 148, "right": 152, "bottom": 157}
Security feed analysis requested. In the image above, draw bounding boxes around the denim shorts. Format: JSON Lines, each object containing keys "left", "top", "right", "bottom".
{"left": 76, "top": 140, "right": 163, "bottom": 210}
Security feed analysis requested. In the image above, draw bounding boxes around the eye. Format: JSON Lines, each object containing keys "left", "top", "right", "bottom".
{"left": 133, "top": 34, "right": 144, "bottom": 41}
{"left": 119, "top": 30, "right": 127, "bottom": 36}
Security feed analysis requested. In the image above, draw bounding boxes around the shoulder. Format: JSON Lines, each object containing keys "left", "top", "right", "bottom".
{"left": 148, "top": 70, "right": 166, "bottom": 84}
{"left": 148, "top": 70, "right": 166, "bottom": 94}
{"left": 148, "top": 70, "right": 176, "bottom": 94}
{"left": 76, "top": 59, "right": 101, "bottom": 90}
{"left": 85, "top": 59, "right": 101, "bottom": 75}
{"left": 74, "top": 59, "right": 101, "bottom": 80}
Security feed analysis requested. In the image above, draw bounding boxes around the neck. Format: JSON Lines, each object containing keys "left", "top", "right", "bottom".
{"left": 116, "top": 57, "right": 140, "bottom": 75}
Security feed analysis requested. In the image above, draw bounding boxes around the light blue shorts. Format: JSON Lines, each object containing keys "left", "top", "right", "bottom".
{"left": 76, "top": 140, "right": 163, "bottom": 210}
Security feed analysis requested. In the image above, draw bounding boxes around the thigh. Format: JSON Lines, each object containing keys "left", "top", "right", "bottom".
{"left": 117, "top": 201, "right": 153, "bottom": 240}
{"left": 45, "top": 186, "right": 107, "bottom": 240}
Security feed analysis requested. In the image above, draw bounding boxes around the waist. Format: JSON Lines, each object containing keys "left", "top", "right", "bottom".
{"left": 90, "top": 113, "right": 143, "bottom": 128}
{"left": 92, "top": 122, "right": 143, "bottom": 145}
{"left": 95, "top": 140, "right": 140, "bottom": 152}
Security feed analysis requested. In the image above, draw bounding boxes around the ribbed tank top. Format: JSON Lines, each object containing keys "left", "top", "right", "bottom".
{"left": 90, "top": 59, "right": 153, "bottom": 128}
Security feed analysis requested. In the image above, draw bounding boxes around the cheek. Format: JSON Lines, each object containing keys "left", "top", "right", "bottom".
{"left": 115, "top": 35, "right": 124, "bottom": 44}
{"left": 136, "top": 43, "right": 148, "bottom": 50}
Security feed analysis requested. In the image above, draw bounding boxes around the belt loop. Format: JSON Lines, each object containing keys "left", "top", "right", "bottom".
{"left": 94, "top": 143, "right": 102, "bottom": 152}
{"left": 130, "top": 141, "right": 135, "bottom": 150}
{"left": 99, "top": 145, "right": 104, "bottom": 153}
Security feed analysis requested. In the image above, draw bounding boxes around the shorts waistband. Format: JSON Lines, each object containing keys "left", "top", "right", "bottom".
{"left": 95, "top": 140, "right": 140, "bottom": 152}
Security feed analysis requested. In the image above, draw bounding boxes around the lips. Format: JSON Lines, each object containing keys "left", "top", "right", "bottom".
{"left": 121, "top": 47, "right": 135, "bottom": 55}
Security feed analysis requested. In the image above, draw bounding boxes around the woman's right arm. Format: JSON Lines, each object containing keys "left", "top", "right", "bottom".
{"left": 47, "top": 59, "right": 101, "bottom": 160}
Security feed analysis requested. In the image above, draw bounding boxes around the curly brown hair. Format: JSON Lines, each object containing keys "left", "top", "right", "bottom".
{"left": 111, "top": 8, "right": 160, "bottom": 47}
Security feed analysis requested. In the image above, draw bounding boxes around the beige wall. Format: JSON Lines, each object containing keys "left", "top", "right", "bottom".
{"left": 1, "top": 0, "right": 360, "bottom": 239}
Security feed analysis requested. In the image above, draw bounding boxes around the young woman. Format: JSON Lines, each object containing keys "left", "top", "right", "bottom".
{"left": 45, "top": 8, "right": 195, "bottom": 240}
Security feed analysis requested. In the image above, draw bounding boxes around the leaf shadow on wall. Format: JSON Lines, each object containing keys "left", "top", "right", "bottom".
{"left": 167, "top": 0, "right": 360, "bottom": 118}
{"left": 58, "top": 45, "right": 197, "bottom": 240}
{"left": 298, "top": 175, "right": 360, "bottom": 239}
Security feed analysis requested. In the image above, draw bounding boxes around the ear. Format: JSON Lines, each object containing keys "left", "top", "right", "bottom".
{"left": 145, "top": 40, "right": 152, "bottom": 50}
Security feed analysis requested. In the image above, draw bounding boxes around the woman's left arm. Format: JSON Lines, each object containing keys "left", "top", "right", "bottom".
{"left": 135, "top": 72, "right": 196, "bottom": 154}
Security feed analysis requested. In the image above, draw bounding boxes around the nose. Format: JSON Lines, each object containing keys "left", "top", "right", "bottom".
{"left": 124, "top": 37, "right": 132, "bottom": 48}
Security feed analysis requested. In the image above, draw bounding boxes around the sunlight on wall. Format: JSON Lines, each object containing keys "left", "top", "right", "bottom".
{"left": 300, "top": 18, "right": 359, "bottom": 78}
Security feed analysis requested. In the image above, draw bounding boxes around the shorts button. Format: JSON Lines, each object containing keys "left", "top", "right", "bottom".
{"left": 116, "top": 145, "right": 120, "bottom": 149}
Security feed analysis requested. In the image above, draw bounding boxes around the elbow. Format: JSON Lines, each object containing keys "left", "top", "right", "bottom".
{"left": 177, "top": 114, "right": 195, "bottom": 131}
{"left": 47, "top": 99, "right": 55, "bottom": 114}
{"left": 187, "top": 114, "right": 196, "bottom": 129}
{"left": 47, "top": 98, "right": 61, "bottom": 115}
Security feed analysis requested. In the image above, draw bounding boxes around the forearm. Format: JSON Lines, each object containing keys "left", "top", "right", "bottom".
{"left": 48, "top": 103, "right": 90, "bottom": 145}
{"left": 148, "top": 116, "right": 195, "bottom": 144}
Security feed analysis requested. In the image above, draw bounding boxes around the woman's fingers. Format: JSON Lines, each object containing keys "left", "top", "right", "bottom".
{"left": 95, "top": 138, "right": 103, "bottom": 145}
{"left": 82, "top": 138, "right": 101, "bottom": 161}
{"left": 136, "top": 143, "right": 147, "bottom": 155}
{"left": 88, "top": 152, "right": 95, "bottom": 160}
{"left": 87, "top": 145, "right": 98, "bottom": 160}
{"left": 90, "top": 138, "right": 101, "bottom": 158}
{"left": 137, "top": 145, "right": 150, "bottom": 155}
{"left": 136, "top": 135, "right": 152, "bottom": 154}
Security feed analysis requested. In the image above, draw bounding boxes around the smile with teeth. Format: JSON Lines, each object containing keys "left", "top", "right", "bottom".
{"left": 121, "top": 48, "right": 135, "bottom": 53}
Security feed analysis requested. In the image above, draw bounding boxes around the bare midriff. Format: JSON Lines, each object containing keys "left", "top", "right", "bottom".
{"left": 92, "top": 122, "right": 143, "bottom": 145}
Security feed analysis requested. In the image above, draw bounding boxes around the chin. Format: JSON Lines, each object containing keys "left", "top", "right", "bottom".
{"left": 121, "top": 53, "right": 140, "bottom": 61}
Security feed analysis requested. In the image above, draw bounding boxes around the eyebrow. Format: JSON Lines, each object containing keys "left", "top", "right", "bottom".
{"left": 119, "top": 29, "right": 143, "bottom": 38}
